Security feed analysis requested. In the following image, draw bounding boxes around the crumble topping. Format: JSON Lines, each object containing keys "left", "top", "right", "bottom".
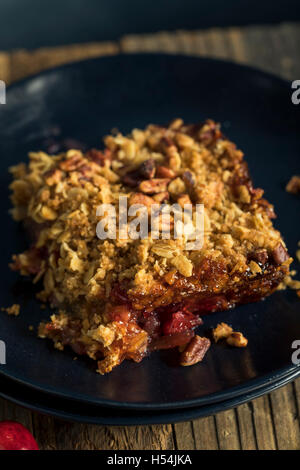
{"left": 2, "top": 304, "right": 20, "bottom": 316}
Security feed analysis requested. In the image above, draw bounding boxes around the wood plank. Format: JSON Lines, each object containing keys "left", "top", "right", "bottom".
{"left": 32, "top": 417, "right": 175, "bottom": 450}
{"left": 251, "top": 395, "right": 277, "bottom": 450}
{"left": 192, "top": 416, "right": 219, "bottom": 450}
{"left": 269, "top": 23, "right": 300, "bottom": 80}
{"left": 292, "top": 377, "right": 300, "bottom": 411}
{"left": 269, "top": 383, "right": 300, "bottom": 450}
{"left": 236, "top": 403, "right": 257, "bottom": 450}
{"left": 32, "top": 413, "right": 57, "bottom": 450}
{"left": 173, "top": 421, "right": 195, "bottom": 449}
{"left": 50, "top": 423, "right": 175, "bottom": 450}
{"left": 227, "top": 27, "right": 249, "bottom": 65}
{"left": 10, "top": 42, "right": 119, "bottom": 82}
{"left": 215, "top": 409, "right": 241, "bottom": 450}
{"left": 292, "top": 377, "right": 300, "bottom": 429}
{"left": 200, "top": 27, "right": 233, "bottom": 59}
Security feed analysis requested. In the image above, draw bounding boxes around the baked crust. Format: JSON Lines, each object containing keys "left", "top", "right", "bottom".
{"left": 9, "top": 119, "right": 291, "bottom": 373}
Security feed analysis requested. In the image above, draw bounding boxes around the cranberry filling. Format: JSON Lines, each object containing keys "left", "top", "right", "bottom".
{"left": 185, "top": 295, "right": 230, "bottom": 315}
{"left": 150, "top": 331, "right": 195, "bottom": 351}
{"left": 111, "top": 284, "right": 231, "bottom": 351}
{"left": 140, "top": 302, "right": 203, "bottom": 349}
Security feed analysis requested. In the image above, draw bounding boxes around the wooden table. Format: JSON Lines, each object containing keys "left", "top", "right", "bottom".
{"left": 0, "top": 22, "right": 300, "bottom": 450}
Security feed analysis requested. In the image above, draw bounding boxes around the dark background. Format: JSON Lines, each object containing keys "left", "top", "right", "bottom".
{"left": 0, "top": 0, "right": 300, "bottom": 50}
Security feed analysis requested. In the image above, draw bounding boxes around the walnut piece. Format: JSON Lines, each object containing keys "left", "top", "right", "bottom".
{"left": 129, "top": 193, "right": 155, "bottom": 208}
{"left": 139, "top": 178, "right": 170, "bottom": 194}
{"left": 226, "top": 332, "right": 248, "bottom": 347}
{"left": 156, "top": 166, "right": 176, "bottom": 179}
{"left": 272, "top": 243, "right": 289, "bottom": 265}
{"left": 44, "top": 168, "right": 62, "bottom": 186}
{"left": 2, "top": 304, "right": 20, "bottom": 316}
{"left": 139, "top": 159, "right": 156, "bottom": 179}
{"left": 212, "top": 322, "right": 233, "bottom": 342}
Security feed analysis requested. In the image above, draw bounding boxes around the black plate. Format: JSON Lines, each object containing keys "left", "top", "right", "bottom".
{"left": 0, "top": 54, "right": 299, "bottom": 411}
{"left": 0, "top": 367, "right": 299, "bottom": 425}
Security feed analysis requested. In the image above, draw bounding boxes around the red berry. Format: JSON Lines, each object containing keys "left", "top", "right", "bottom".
{"left": 162, "top": 311, "right": 202, "bottom": 336}
{"left": 0, "top": 421, "right": 39, "bottom": 450}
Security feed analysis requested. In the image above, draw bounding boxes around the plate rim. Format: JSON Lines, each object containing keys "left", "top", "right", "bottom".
{"left": 3, "top": 52, "right": 291, "bottom": 97}
{"left": 1, "top": 363, "right": 299, "bottom": 411}
{"left": 1, "top": 368, "right": 299, "bottom": 426}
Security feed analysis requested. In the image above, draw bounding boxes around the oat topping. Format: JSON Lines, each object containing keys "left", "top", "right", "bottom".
{"left": 8, "top": 119, "right": 291, "bottom": 373}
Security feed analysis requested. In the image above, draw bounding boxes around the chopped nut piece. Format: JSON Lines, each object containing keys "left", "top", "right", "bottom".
{"left": 59, "top": 153, "right": 84, "bottom": 171}
{"left": 212, "top": 322, "right": 233, "bottom": 342}
{"left": 180, "top": 336, "right": 211, "bottom": 366}
{"left": 226, "top": 332, "right": 248, "bottom": 347}
{"left": 272, "top": 243, "right": 289, "bottom": 265}
{"left": 122, "top": 170, "right": 142, "bottom": 187}
{"left": 175, "top": 133, "right": 194, "bottom": 149}
{"left": 249, "top": 249, "right": 268, "bottom": 265}
{"left": 182, "top": 170, "right": 195, "bottom": 189}
{"left": 139, "top": 159, "right": 156, "bottom": 179}
{"left": 139, "top": 178, "right": 170, "bottom": 194}
{"left": 44, "top": 168, "right": 62, "bottom": 186}
{"left": 286, "top": 175, "right": 300, "bottom": 194}
{"left": 168, "top": 177, "right": 186, "bottom": 196}
{"left": 2, "top": 304, "right": 20, "bottom": 316}
{"left": 129, "top": 193, "right": 155, "bottom": 208}
{"left": 156, "top": 166, "right": 176, "bottom": 179}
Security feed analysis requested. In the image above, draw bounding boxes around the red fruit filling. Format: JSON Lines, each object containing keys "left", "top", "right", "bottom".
{"left": 110, "top": 286, "right": 230, "bottom": 351}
